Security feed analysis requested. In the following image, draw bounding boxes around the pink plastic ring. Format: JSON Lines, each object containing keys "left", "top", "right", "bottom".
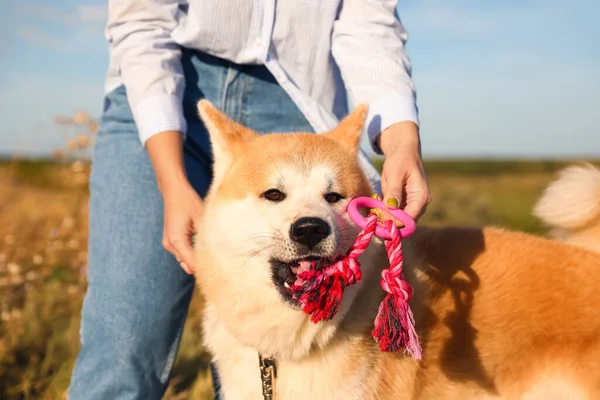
{"left": 346, "top": 197, "right": 416, "bottom": 240}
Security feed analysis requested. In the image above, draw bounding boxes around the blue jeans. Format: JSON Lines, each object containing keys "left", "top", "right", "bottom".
{"left": 67, "top": 50, "right": 314, "bottom": 400}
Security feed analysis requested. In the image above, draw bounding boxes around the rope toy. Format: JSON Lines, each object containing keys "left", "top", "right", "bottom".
{"left": 290, "top": 196, "right": 422, "bottom": 359}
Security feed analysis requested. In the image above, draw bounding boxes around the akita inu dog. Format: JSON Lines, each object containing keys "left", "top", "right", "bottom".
{"left": 193, "top": 100, "right": 600, "bottom": 400}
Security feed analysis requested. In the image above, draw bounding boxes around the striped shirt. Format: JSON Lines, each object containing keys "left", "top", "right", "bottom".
{"left": 105, "top": 0, "right": 419, "bottom": 187}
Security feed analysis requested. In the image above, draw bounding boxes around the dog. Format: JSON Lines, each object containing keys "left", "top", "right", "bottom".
{"left": 193, "top": 100, "right": 600, "bottom": 399}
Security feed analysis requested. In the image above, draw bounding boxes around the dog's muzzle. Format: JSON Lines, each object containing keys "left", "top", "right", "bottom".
{"left": 289, "top": 217, "right": 331, "bottom": 251}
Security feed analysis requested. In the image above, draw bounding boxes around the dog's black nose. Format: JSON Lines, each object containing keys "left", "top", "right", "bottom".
{"left": 290, "top": 217, "right": 331, "bottom": 250}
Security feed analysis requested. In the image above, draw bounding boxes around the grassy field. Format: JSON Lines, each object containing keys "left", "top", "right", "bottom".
{"left": 0, "top": 158, "right": 598, "bottom": 399}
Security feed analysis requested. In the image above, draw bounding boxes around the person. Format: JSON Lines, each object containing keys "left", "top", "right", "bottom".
{"left": 67, "top": 1, "right": 431, "bottom": 399}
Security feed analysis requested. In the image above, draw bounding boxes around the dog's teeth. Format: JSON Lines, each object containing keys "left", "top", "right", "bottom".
{"left": 284, "top": 282, "right": 291, "bottom": 289}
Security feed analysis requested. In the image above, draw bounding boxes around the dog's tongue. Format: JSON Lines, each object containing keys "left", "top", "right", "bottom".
{"left": 292, "top": 260, "right": 315, "bottom": 286}
{"left": 298, "top": 260, "right": 313, "bottom": 272}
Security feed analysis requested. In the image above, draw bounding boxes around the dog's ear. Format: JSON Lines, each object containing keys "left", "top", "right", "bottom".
{"left": 326, "top": 104, "right": 368, "bottom": 154}
{"left": 197, "top": 99, "right": 257, "bottom": 180}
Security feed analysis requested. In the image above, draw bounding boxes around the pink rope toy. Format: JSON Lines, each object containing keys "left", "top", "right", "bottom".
{"left": 290, "top": 196, "right": 422, "bottom": 359}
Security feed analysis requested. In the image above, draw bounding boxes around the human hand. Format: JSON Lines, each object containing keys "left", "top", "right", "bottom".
{"left": 147, "top": 130, "right": 204, "bottom": 274}
{"left": 373, "top": 121, "right": 431, "bottom": 225}
{"left": 161, "top": 183, "right": 205, "bottom": 274}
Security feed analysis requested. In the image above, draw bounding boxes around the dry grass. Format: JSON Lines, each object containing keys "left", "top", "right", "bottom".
{"left": 1, "top": 155, "right": 598, "bottom": 399}
{"left": 0, "top": 160, "right": 216, "bottom": 400}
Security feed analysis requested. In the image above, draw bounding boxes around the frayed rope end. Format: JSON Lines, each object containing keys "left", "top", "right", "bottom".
{"left": 371, "top": 292, "right": 422, "bottom": 359}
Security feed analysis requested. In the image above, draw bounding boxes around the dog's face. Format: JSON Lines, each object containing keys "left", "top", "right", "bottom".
{"left": 194, "top": 101, "right": 373, "bottom": 359}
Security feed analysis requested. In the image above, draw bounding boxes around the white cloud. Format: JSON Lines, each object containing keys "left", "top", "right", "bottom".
{"left": 16, "top": 24, "right": 67, "bottom": 51}
{"left": 18, "top": 3, "right": 107, "bottom": 26}
{"left": 9, "top": 3, "right": 107, "bottom": 52}
{"left": 75, "top": 5, "right": 108, "bottom": 24}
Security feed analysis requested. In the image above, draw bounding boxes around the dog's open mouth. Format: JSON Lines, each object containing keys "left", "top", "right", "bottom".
{"left": 270, "top": 257, "right": 333, "bottom": 303}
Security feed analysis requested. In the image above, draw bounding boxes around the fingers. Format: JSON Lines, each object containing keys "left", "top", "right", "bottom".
{"left": 402, "top": 182, "right": 431, "bottom": 221}
{"left": 163, "top": 235, "right": 196, "bottom": 275}
{"left": 160, "top": 182, "right": 205, "bottom": 275}
{"left": 382, "top": 191, "right": 400, "bottom": 211}
{"left": 370, "top": 194, "right": 406, "bottom": 228}
{"left": 381, "top": 163, "right": 431, "bottom": 222}
{"left": 376, "top": 171, "right": 431, "bottom": 224}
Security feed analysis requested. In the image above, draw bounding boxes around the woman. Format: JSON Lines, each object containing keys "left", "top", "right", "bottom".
{"left": 68, "top": 1, "right": 430, "bottom": 399}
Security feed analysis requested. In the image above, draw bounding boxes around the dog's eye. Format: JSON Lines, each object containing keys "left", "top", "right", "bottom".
{"left": 262, "top": 189, "right": 286, "bottom": 202}
{"left": 324, "top": 192, "right": 344, "bottom": 204}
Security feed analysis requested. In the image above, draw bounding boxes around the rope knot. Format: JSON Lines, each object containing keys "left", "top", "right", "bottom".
{"left": 381, "top": 271, "right": 413, "bottom": 301}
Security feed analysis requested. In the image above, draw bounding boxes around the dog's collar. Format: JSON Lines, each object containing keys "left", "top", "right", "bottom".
{"left": 258, "top": 354, "right": 278, "bottom": 399}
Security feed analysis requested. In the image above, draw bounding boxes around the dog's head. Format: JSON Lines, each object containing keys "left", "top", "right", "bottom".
{"left": 194, "top": 101, "right": 375, "bottom": 359}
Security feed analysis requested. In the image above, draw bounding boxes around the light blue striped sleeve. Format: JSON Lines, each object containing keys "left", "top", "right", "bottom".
{"left": 331, "top": 0, "right": 419, "bottom": 154}
{"left": 107, "top": 0, "right": 187, "bottom": 145}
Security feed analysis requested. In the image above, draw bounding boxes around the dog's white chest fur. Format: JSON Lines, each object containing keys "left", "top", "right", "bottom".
{"left": 203, "top": 305, "right": 370, "bottom": 400}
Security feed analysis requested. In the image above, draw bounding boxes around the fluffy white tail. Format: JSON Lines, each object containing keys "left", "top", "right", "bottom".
{"left": 533, "top": 163, "right": 600, "bottom": 253}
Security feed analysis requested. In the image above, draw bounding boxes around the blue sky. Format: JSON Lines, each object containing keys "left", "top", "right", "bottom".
{"left": 0, "top": 0, "right": 598, "bottom": 158}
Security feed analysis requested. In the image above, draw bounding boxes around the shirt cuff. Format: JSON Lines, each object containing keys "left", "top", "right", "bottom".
{"left": 132, "top": 94, "right": 187, "bottom": 146}
{"left": 365, "top": 93, "right": 420, "bottom": 155}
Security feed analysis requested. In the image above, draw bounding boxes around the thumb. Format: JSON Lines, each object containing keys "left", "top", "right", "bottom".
{"left": 380, "top": 186, "right": 408, "bottom": 228}
{"left": 383, "top": 187, "right": 403, "bottom": 211}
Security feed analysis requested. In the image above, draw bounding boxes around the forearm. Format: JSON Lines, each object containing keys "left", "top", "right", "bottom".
{"left": 146, "top": 131, "right": 189, "bottom": 195}
{"left": 378, "top": 121, "right": 422, "bottom": 158}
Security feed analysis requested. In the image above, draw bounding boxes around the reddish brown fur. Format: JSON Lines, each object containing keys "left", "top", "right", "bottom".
{"left": 330, "top": 227, "right": 600, "bottom": 399}
{"left": 388, "top": 227, "right": 600, "bottom": 398}
{"left": 218, "top": 133, "right": 372, "bottom": 200}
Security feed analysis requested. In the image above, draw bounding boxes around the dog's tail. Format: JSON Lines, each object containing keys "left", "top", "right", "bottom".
{"left": 533, "top": 163, "right": 600, "bottom": 253}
